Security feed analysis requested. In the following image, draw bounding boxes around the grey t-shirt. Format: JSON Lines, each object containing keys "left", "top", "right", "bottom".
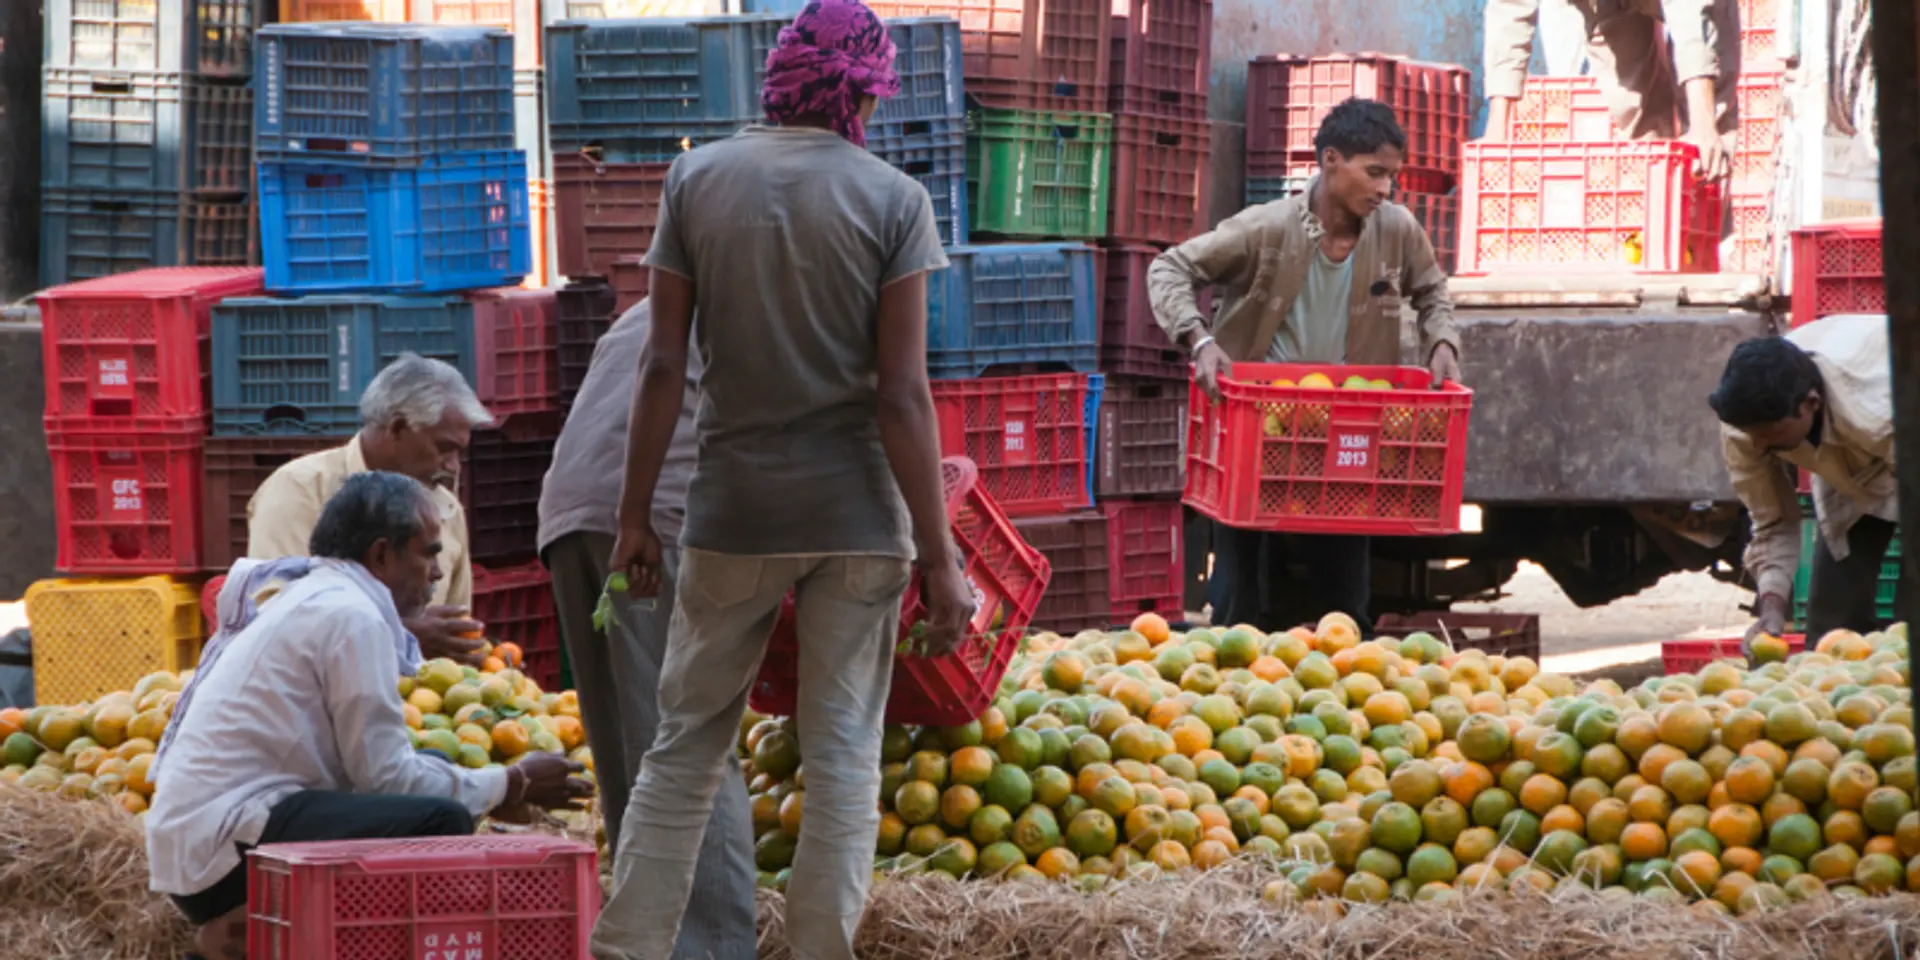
{"left": 1266, "top": 247, "right": 1355, "bottom": 363}
{"left": 535, "top": 300, "right": 702, "bottom": 553}
{"left": 645, "top": 126, "right": 950, "bottom": 558}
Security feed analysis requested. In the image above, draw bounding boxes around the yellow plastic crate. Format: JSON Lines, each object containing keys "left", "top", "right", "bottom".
{"left": 23, "top": 576, "right": 203, "bottom": 707}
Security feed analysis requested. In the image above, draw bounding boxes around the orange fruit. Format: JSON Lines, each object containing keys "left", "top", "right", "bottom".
{"left": 1657, "top": 703, "right": 1714, "bottom": 755}
{"left": 1191, "top": 839, "right": 1232, "bottom": 869}
{"left": 1627, "top": 785, "right": 1673, "bottom": 824}
{"left": 1131, "top": 613, "right": 1172, "bottom": 645}
{"left": 1708, "top": 804, "right": 1764, "bottom": 849}
{"left": 493, "top": 642, "right": 524, "bottom": 668}
{"left": 1519, "top": 774, "right": 1567, "bottom": 816}
{"left": 1671, "top": 850, "right": 1722, "bottom": 896}
{"left": 1721, "top": 846, "right": 1763, "bottom": 877}
{"left": 1620, "top": 822, "right": 1668, "bottom": 861}
{"left": 1824, "top": 810, "right": 1868, "bottom": 851}
{"left": 551, "top": 715, "right": 586, "bottom": 751}
{"left": 1034, "top": 847, "right": 1080, "bottom": 879}
{"left": 1540, "top": 804, "right": 1584, "bottom": 836}
{"left": 1637, "top": 742, "right": 1687, "bottom": 785}
{"left": 489, "top": 721, "right": 530, "bottom": 757}
{"left": 1723, "top": 756, "right": 1775, "bottom": 805}
{"left": 1827, "top": 761, "right": 1879, "bottom": 811}
{"left": 780, "top": 791, "right": 806, "bottom": 835}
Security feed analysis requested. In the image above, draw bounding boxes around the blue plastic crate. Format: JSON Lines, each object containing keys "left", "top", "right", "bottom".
{"left": 211, "top": 294, "right": 478, "bottom": 436}
{"left": 546, "top": 16, "right": 784, "bottom": 161}
{"left": 1084, "top": 373, "right": 1104, "bottom": 502}
{"left": 45, "top": 0, "right": 260, "bottom": 75}
{"left": 40, "top": 188, "right": 184, "bottom": 287}
{"left": 869, "top": 128, "right": 966, "bottom": 247}
{"left": 927, "top": 243, "right": 1101, "bottom": 379}
{"left": 42, "top": 71, "right": 255, "bottom": 194}
{"left": 259, "top": 150, "right": 532, "bottom": 294}
{"left": 255, "top": 23, "right": 516, "bottom": 166}
{"left": 874, "top": 18, "right": 963, "bottom": 128}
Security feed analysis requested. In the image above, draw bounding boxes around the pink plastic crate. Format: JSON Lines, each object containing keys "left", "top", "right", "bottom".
{"left": 1101, "top": 499, "right": 1183, "bottom": 622}
{"left": 1459, "top": 140, "right": 1722, "bottom": 275}
{"left": 932, "top": 373, "right": 1093, "bottom": 518}
{"left": 1789, "top": 219, "right": 1882, "bottom": 328}
{"left": 247, "top": 834, "right": 599, "bottom": 960}
{"left": 1740, "top": 0, "right": 1780, "bottom": 67}
{"left": 1724, "top": 196, "right": 1774, "bottom": 275}
{"left": 1661, "top": 633, "right": 1804, "bottom": 674}
{"left": 471, "top": 561, "right": 561, "bottom": 692}
{"left": 1246, "top": 53, "right": 1469, "bottom": 182}
{"left": 1731, "top": 72, "right": 1783, "bottom": 194}
{"left": 1501, "top": 76, "right": 1609, "bottom": 142}
{"left": 50, "top": 421, "right": 205, "bottom": 573}
{"left": 469, "top": 287, "right": 559, "bottom": 416}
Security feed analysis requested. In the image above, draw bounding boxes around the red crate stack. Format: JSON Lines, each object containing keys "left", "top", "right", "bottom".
{"left": 1013, "top": 511, "right": 1113, "bottom": 634}
{"left": 870, "top": 0, "right": 1111, "bottom": 113}
{"left": 1101, "top": 499, "right": 1182, "bottom": 623}
{"left": 1789, "top": 219, "right": 1883, "bottom": 327}
{"left": 1724, "top": 71, "right": 1786, "bottom": 276}
{"left": 470, "top": 560, "right": 563, "bottom": 692}
{"left": 1104, "top": 0, "right": 1211, "bottom": 248}
{"left": 932, "top": 374, "right": 1093, "bottom": 517}
{"left": 459, "top": 410, "right": 563, "bottom": 566}
{"left": 1739, "top": 0, "right": 1781, "bottom": 69}
{"left": 201, "top": 435, "right": 339, "bottom": 572}
{"left": 1095, "top": 376, "right": 1185, "bottom": 499}
{"left": 469, "top": 287, "right": 560, "bottom": 417}
{"left": 38, "top": 267, "right": 267, "bottom": 574}
{"left": 552, "top": 154, "right": 666, "bottom": 283}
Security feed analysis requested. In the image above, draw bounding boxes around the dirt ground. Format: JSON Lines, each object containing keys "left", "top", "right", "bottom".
{"left": 1459, "top": 561, "right": 1756, "bottom": 674}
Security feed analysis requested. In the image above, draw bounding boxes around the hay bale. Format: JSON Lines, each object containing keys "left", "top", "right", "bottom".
{"left": 0, "top": 784, "right": 192, "bottom": 960}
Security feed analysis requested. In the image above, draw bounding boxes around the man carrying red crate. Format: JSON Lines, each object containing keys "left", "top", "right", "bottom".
{"left": 1482, "top": 0, "right": 1739, "bottom": 179}
{"left": 147, "top": 472, "right": 592, "bottom": 960}
{"left": 247, "top": 353, "right": 492, "bottom": 666}
{"left": 1148, "top": 98, "right": 1461, "bottom": 632}
{"left": 537, "top": 298, "right": 759, "bottom": 959}
{"left": 1709, "top": 314, "right": 1908, "bottom": 649}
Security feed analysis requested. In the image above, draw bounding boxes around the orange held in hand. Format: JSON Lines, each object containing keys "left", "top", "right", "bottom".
{"left": 494, "top": 642, "right": 525, "bottom": 668}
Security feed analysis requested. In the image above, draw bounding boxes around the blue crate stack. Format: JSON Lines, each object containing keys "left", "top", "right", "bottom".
{"left": 40, "top": 0, "right": 265, "bottom": 286}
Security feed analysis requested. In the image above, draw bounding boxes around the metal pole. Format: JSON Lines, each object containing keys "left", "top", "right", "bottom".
{"left": 1868, "top": 0, "right": 1920, "bottom": 768}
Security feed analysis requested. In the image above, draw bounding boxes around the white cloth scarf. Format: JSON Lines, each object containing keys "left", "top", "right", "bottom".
{"left": 153, "top": 557, "right": 420, "bottom": 771}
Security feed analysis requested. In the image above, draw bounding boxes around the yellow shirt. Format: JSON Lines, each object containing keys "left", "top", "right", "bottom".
{"left": 245, "top": 436, "right": 473, "bottom": 610}
{"left": 1722, "top": 315, "right": 1897, "bottom": 601}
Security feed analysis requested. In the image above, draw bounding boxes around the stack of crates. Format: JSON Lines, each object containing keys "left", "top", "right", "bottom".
{"left": 40, "top": 0, "right": 266, "bottom": 285}
{"left": 28, "top": 266, "right": 270, "bottom": 704}
{"left": 1244, "top": 54, "right": 1469, "bottom": 273}
{"left": 1723, "top": 0, "right": 1787, "bottom": 275}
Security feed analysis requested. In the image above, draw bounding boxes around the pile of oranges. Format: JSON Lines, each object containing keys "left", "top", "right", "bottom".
{"left": 740, "top": 612, "right": 1917, "bottom": 914}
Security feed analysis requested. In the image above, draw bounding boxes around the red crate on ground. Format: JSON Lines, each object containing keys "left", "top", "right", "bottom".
{"left": 1100, "top": 245, "right": 1188, "bottom": 380}
{"left": 552, "top": 154, "right": 666, "bottom": 282}
{"left": 869, "top": 0, "right": 1111, "bottom": 113}
{"left": 933, "top": 373, "right": 1092, "bottom": 517}
{"left": 750, "top": 457, "right": 1052, "bottom": 724}
{"left": 50, "top": 421, "right": 205, "bottom": 573}
{"left": 1184, "top": 363, "right": 1473, "bottom": 536}
{"left": 556, "top": 278, "right": 617, "bottom": 408}
{"left": 1661, "top": 633, "right": 1804, "bottom": 674}
{"left": 460, "top": 411, "right": 562, "bottom": 566}
{"left": 1107, "top": 113, "right": 1210, "bottom": 245}
{"left": 1101, "top": 499, "right": 1182, "bottom": 622}
{"left": 1789, "top": 219, "right": 1882, "bottom": 327}
{"left": 1731, "top": 72, "right": 1784, "bottom": 194}
{"left": 609, "top": 256, "right": 650, "bottom": 314}
{"left": 1246, "top": 53, "right": 1469, "bottom": 182}
{"left": 38, "top": 267, "right": 265, "bottom": 427}
{"left": 1500, "top": 76, "right": 1610, "bottom": 142}
{"left": 1401, "top": 190, "right": 1459, "bottom": 274}
{"left": 1372, "top": 611, "right": 1542, "bottom": 660}
{"left": 469, "top": 287, "right": 559, "bottom": 416}
{"left": 247, "top": 834, "right": 598, "bottom": 960}
{"left": 471, "top": 560, "right": 562, "bottom": 691}
{"left": 1459, "top": 140, "right": 1722, "bottom": 275}
{"left": 1014, "top": 511, "right": 1112, "bottom": 634}
{"left": 1724, "top": 196, "right": 1775, "bottom": 275}
{"left": 201, "top": 434, "right": 339, "bottom": 572}
{"left": 1096, "top": 375, "right": 1185, "bottom": 499}
{"left": 1108, "top": 0, "right": 1212, "bottom": 117}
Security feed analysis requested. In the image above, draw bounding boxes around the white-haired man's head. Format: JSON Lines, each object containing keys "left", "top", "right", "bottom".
{"left": 356, "top": 353, "right": 492, "bottom": 490}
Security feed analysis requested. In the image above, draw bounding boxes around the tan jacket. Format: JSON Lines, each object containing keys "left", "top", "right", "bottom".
{"left": 1723, "top": 315, "right": 1897, "bottom": 601}
{"left": 1484, "top": 0, "right": 1721, "bottom": 100}
{"left": 1147, "top": 179, "right": 1459, "bottom": 365}
{"left": 247, "top": 435, "right": 473, "bottom": 610}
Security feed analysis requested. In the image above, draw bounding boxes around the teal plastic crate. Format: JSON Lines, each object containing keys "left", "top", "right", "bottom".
{"left": 965, "top": 108, "right": 1112, "bottom": 240}
{"left": 1790, "top": 495, "right": 1901, "bottom": 628}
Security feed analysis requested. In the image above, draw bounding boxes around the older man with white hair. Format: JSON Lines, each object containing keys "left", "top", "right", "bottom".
{"left": 248, "top": 353, "right": 492, "bottom": 664}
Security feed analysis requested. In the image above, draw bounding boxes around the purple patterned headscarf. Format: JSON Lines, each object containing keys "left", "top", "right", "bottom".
{"left": 760, "top": 0, "right": 901, "bottom": 147}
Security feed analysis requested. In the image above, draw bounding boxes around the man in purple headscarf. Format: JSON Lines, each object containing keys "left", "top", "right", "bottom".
{"left": 589, "top": 2, "right": 975, "bottom": 958}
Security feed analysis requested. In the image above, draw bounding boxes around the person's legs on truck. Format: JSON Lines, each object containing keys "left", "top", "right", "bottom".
{"left": 590, "top": 548, "right": 798, "bottom": 960}
{"left": 785, "top": 554, "right": 911, "bottom": 959}
{"left": 1805, "top": 516, "right": 1897, "bottom": 639}
{"left": 1584, "top": 5, "right": 1682, "bottom": 138}
{"left": 1306, "top": 534, "right": 1375, "bottom": 632}
{"left": 542, "top": 531, "right": 630, "bottom": 851}
{"left": 1211, "top": 522, "right": 1272, "bottom": 629}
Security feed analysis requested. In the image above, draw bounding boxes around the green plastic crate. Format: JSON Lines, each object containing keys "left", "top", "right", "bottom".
{"left": 966, "top": 109, "right": 1112, "bottom": 239}
{"left": 1791, "top": 494, "right": 1901, "bottom": 628}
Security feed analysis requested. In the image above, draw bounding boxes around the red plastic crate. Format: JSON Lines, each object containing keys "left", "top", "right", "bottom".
{"left": 749, "top": 457, "right": 1053, "bottom": 725}
{"left": 1739, "top": 0, "right": 1780, "bottom": 68}
{"left": 1096, "top": 375, "right": 1186, "bottom": 499}
{"left": 932, "top": 373, "right": 1093, "bottom": 517}
{"left": 1500, "top": 76, "right": 1610, "bottom": 142}
{"left": 37, "top": 267, "right": 266, "bottom": 427}
{"left": 202, "top": 434, "right": 340, "bottom": 572}
{"left": 551, "top": 154, "right": 666, "bottom": 283}
{"left": 1107, "top": 113, "right": 1210, "bottom": 245}
{"left": 1013, "top": 511, "right": 1113, "bottom": 634}
{"left": 1246, "top": 53, "right": 1469, "bottom": 182}
{"left": 1100, "top": 499, "right": 1183, "bottom": 622}
{"left": 1100, "top": 245, "right": 1188, "bottom": 380}
{"left": 1731, "top": 72, "right": 1783, "bottom": 194}
{"left": 471, "top": 560, "right": 562, "bottom": 691}
{"left": 555, "top": 278, "right": 617, "bottom": 409}
{"left": 460, "top": 411, "right": 562, "bottom": 566}
{"left": 1459, "top": 140, "right": 1722, "bottom": 275}
{"left": 469, "top": 287, "right": 559, "bottom": 416}
{"left": 1661, "top": 633, "right": 1804, "bottom": 675}
{"left": 1401, "top": 190, "right": 1459, "bottom": 274}
{"left": 1789, "top": 219, "right": 1882, "bottom": 328}
{"left": 868, "top": 0, "right": 1111, "bottom": 113}
{"left": 1184, "top": 363, "right": 1473, "bottom": 536}
{"left": 247, "top": 834, "right": 598, "bottom": 960}
{"left": 1373, "top": 611, "right": 1541, "bottom": 660}
{"left": 50, "top": 421, "right": 206, "bottom": 573}
{"left": 609, "top": 256, "right": 650, "bottom": 315}
{"left": 1724, "top": 196, "right": 1775, "bottom": 275}
{"left": 1107, "top": 0, "right": 1212, "bottom": 117}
